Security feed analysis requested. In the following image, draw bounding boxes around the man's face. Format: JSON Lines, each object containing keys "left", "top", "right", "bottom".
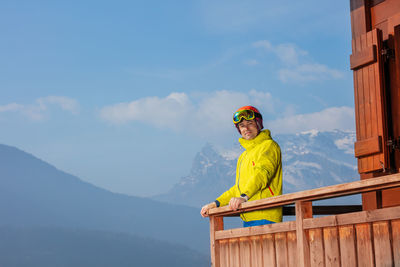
{"left": 238, "top": 119, "right": 259, "bottom": 140}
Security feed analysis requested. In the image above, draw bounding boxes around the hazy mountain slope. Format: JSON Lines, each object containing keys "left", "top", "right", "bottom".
{"left": 0, "top": 226, "right": 209, "bottom": 267}
{"left": 154, "top": 130, "right": 360, "bottom": 208}
{"left": 154, "top": 143, "right": 236, "bottom": 208}
{"left": 0, "top": 144, "right": 209, "bottom": 253}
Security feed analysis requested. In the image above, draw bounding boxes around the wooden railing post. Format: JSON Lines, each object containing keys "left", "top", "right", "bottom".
{"left": 209, "top": 215, "right": 224, "bottom": 267}
{"left": 296, "top": 201, "right": 312, "bottom": 267}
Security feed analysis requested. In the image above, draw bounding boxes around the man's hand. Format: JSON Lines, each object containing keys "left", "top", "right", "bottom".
{"left": 200, "top": 202, "right": 217, "bottom": 217}
{"left": 229, "top": 197, "right": 246, "bottom": 211}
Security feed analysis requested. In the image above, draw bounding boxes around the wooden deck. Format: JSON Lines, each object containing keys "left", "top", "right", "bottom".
{"left": 207, "top": 173, "right": 400, "bottom": 267}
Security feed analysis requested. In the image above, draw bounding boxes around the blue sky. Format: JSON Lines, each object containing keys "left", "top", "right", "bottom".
{"left": 1, "top": 0, "right": 355, "bottom": 197}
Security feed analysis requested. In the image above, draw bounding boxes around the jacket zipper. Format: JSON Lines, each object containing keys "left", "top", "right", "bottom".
{"left": 237, "top": 152, "right": 248, "bottom": 221}
{"left": 237, "top": 151, "right": 247, "bottom": 195}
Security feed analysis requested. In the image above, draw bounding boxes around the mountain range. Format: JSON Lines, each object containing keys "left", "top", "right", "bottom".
{"left": 0, "top": 226, "right": 208, "bottom": 267}
{"left": 0, "top": 129, "right": 361, "bottom": 266}
{"left": 154, "top": 130, "right": 361, "bottom": 208}
{"left": 0, "top": 144, "right": 210, "bottom": 266}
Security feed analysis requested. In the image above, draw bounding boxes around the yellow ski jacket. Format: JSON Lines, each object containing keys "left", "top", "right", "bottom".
{"left": 216, "top": 130, "right": 282, "bottom": 223}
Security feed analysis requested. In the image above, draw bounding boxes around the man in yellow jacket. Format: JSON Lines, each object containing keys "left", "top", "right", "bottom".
{"left": 200, "top": 106, "right": 282, "bottom": 227}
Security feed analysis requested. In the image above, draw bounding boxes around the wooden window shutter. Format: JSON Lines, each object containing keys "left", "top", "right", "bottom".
{"left": 350, "top": 28, "right": 388, "bottom": 174}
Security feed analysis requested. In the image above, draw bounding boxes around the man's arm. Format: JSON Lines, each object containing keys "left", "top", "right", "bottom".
{"left": 216, "top": 184, "right": 237, "bottom": 207}
{"left": 200, "top": 202, "right": 217, "bottom": 217}
{"left": 200, "top": 184, "right": 238, "bottom": 217}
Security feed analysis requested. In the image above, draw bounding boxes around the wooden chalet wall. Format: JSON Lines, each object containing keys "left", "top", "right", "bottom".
{"left": 213, "top": 210, "right": 400, "bottom": 267}
{"left": 350, "top": 0, "right": 400, "bottom": 209}
{"left": 208, "top": 174, "right": 400, "bottom": 267}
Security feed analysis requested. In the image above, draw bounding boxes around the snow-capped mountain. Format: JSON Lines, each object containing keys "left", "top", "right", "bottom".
{"left": 276, "top": 130, "right": 357, "bottom": 193}
{"left": 154, "top": 130, "right": 359, "bottom": 208}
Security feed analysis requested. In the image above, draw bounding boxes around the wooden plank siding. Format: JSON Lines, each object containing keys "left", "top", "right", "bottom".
{"left": 351, "top": 28, "right": 388, "bottom": 174}
{"left": 219, "top": 239, "right": 230, "bottom": 267}
{"left": 339, "top": 225, "right": 358, "bottom": 266}
{"left": 239, "top": 237, "right": 251, "bottom": 266}
{"left": 249, "top": 236, "right": 263, "bottom": 267}
{"left": 208, "top": 174, "right": 400, "bottom": 267}
{"left": 228, "top": 238, "right": 240, "bottom": 267}
{"left": 350, "top": 0, "right": 371, "bottom": 39}
{"left": 373, "top": 221, "right": 394, "bottom": 267}
{"left": 356, "top": 223, "right": 375, "bottom": 267}
{"left": 275, "top": 232, "right": 289, "bottom": 267}
{"left": 262, "top": 234, "right": 276, "bottom": 267}
{"left": 309, "top": 228, "right": 325, "bottom": 267}
{"left": 392, "top": 219, "right": 400, "bottom": 266}
{"left": 323, "top": 227, "right": 340, "bottom": 267}
{"left": 370, "top": 0, "right": 400, "bottom": 39}
{"left": 287, "top": 231, "right": 298, "bottom": 267}
{"left": 212, "top": 208, "right": 400, "bottom": 267}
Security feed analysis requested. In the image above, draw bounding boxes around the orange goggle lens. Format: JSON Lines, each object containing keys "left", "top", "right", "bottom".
{"left": 233, "top": 110, "right": 255, "bottom": 124}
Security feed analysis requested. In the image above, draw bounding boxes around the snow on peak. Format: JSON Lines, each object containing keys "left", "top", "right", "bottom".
{"left": 334, "top": 133, "right": 356, "bottom": 154}
{"left": 298, "top": 129, "right": 319, "bottom": 137}
{"left": 155, "top": 130, "right": 360, "bottom": 208}
{"left": 218, "top": 149, "right": 242, "bottom": 160}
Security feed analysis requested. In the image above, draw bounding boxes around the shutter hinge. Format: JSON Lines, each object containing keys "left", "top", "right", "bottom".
{"left": 381, "top": 48, "right": 395, "bottom": 61}
{"left": 387, "top": 138, "right": 400, "bottom": 150}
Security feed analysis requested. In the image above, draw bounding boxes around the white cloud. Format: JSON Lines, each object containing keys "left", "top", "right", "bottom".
{"left": 269, "top": 106, "right": 355, "bottom": 134}
{"left": 253, "top": 40, "right": 273, "bottom": 50}
{"left": 279, "top": 63, "right": 344, "bottom": 83}
{"left": 275, "top": 43, "right": 307, "bottom": 66}
{"left": 253, "top": 41, "right": 307, "bottom": 66}
{"left": 243, "top": 59, "right": 259, "bottom": 66}
{"left": 100, "top": 91, "right": 355, "bottom": 139}
{"left": 0, "top": 96, "right": 79, "bottom": 121}
{"left": 252, "top": 40, "right": 343, "bottom": 83}
{"left": 37, "top": 96, "right": 80, "bottom": 114}
{"left": 100, "top": 92, "right": 193, "bottom": 130}
{"left": 254, "top": 41, "right": 307, "bottom": 66}
{"left": 0, "top": 103, "right": 24, "bottom": 112}
{"left": 100, "top": 90, "right": 278, "bottom": 137}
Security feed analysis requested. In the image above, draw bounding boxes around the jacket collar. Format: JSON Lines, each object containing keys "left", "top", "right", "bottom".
{"left": 239, "top": 129, "right": 271, "bottom": 150}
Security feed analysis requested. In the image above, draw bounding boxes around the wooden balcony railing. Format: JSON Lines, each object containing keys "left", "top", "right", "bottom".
{"left": 208, "top": 173, "right": 400, "bottom": 267}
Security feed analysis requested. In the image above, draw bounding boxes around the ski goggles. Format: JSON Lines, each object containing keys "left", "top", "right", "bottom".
{"left": 233, "top": 109, "right": 255, "bottom": 124}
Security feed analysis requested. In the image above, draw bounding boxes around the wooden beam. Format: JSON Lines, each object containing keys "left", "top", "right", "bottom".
{"left": 302, "top": 205, "right": 400, "bottom": 229}
{"left": 350, "top": 45, "right": 377, "bottom": 70}
{"left": 208, "top": 173, "right": 400, "bottom": 217}
{"left": 354, "top": 136, "right": 382, "bottom": 157}
{"left": 392, "top": 220, "right": 400, "bottom": 264}
{"left": 209, "top": 216, "right": 224, "bottom": 267}
{"left": 395, "top": 25, "right": 400, "bottom": 121}
{"left": 214, "top": 221, "right": 296, "bottom": 240}
{"left": 296, "top": 201, "right": 311, "bottom": 267}
{"left": 283, "top": 205, "right": 362, "bottom": 216}
{"left": 361, "top": 172, "right": 384, "bottom": 210}
{"left": 370, "top": 0, "right": 386, "bottom": 6}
